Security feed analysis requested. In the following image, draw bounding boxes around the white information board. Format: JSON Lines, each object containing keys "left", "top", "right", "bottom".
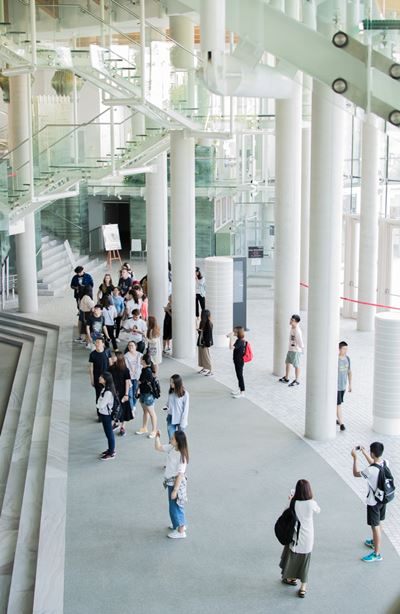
{"left": 102, "top": 224, "right": 121, "bottom": 251}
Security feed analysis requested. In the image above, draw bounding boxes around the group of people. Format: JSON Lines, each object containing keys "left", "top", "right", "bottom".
{"left": 71, "top": 261, "right": 191, "bottom": 539}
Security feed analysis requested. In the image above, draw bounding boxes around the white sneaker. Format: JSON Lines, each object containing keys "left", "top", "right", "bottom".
{"left": 232, "top": 391, "right": 245, "bottom": 398}
{"left": 167, "top": 530, "right": 186, "bottom": 539}
{"left": 230, "top": 390, "right": 240, "bottom": 396}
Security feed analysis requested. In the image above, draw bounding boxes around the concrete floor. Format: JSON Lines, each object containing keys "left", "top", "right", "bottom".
{"left": 64, "top": 340, "right": 400, "bottom": 614}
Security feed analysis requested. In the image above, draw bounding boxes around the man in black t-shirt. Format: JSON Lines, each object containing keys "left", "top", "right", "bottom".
{"left": 88, "top": 338, "right": 112, "bottom": 412}
{"left": 118, "top": 268, "right": 133, "bottom": 297}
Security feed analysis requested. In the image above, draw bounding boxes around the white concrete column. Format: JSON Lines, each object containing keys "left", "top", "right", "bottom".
{"left": 373, "top": 312, "right": 400, "bottom": 435}
{"left": 272, "top": 3, "right": 302, "bottom": 374}
{"left": 9, "top": 74, "right": 38, "bottom": 314}
{"left": 305, "top": 82, "right": 346, "bottom": 441}
{"left": 146, "top": 152, "right": 168, "bottom": 327}
{"left": 300, "top": 124, "right": 311, "bottom": 311}
{"left": 357, "top": 114, "right": 380, "bottom": 331}
{"left": 200, "top": 0, "right": 225, "bottom": 55}
{"left": 169, "top": 16, "right": 195, "bottom": 70}
{"left": 170, "top": 131, "right": 196, "bottom": 359}
{"left": 205, "top": 257, "right": 233, "bottom": 347}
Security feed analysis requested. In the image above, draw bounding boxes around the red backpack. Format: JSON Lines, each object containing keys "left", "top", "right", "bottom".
{"left": 243, "top": 341, "right": 253, "bottom": 363}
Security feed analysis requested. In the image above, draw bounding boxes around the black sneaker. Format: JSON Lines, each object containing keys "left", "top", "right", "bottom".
{"left": 100, "top": 452, "right": 116, "bottom": 460}
{"left": 336, "top": 420, "right": 340, "bottom": 425}
{"left": 279, "top": 377, "right": 289, "bottom": 383}
{"left": 340, "top": 424, "right": 346, "bottom": 431}
{"left": 288, "top": 380, "right": 300, "bottom": 387}
{"left": 112, "top": 421, "right": 120, "bottom": 431}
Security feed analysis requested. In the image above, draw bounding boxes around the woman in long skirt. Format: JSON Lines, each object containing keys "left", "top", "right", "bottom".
{"left": 110, "top": 353, "right": 132, "bottom": 436}
{"left": 279, "top": 479, "right": 320, "bottom": 598}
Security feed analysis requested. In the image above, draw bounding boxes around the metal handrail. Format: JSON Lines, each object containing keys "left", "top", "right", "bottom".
{"left": 42, "top": 208, "right": 83, "bottom": 231}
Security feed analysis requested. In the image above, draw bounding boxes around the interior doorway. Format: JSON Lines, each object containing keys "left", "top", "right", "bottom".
{"left": 103, "top": 200, "right": 131, "bottom": 253}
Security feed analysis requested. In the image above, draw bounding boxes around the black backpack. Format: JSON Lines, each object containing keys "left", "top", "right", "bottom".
{"left": 274, "top": 499, "right": 301, "bottom": 546}
{"left": 150, "top": 377, "right": 161, "bottom": 399}
{"left": 110, "top": 394, "right": 122, "bottom": 422}
{"left": 372, "top": 462, "right": 395, "bottom": 504}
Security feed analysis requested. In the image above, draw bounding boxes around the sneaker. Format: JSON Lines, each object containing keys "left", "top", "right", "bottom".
{"left": 288, "top": 380, "right": 300, "bottom": 387}
{"left": 135, "top": 428, "right": 148, "bottom": 435}
{"left": 279, "top": 377, "right": 289, "bottom": 383}
{"left": 148, "top": 431, "right": 157, "bottom": 439}
{"left": 230, "top": 390, "right": 240, "bottom": 396}
{"left": 336, "top": 420, "right": 340, "bottom": 425}
{"left": 99, "top": 450, "right": 109, "bottom": 458}
{"left": 74, "top": 337, "right": 83, "bottom": 343}
{"left": 361, "top": 552, "right": 383, "bottom": 563}
{"left": 120, "top": 426, "right": 126, "bottom": 436}
{"left": 167, "top": 530, "right": 186, "bottom": 539}
{"left": 205, "top": 372, "right": 215, "bottom": 377}
{"left": 168, "top": 525, "right": 187, "bottom": 531}
{"left": 340, "top": 424, "right": 346, "bottom": 431}
{"left": 198, "top": 369, "right": 206, "bottom": 374}
{"left": 112, "top": 422, "right": 120, "bottom": 431}
{"left": 364, "top": 539, "right": 375, "bottom": 549}
{"left": 100, "top": 452, "right": 116, "bottom": 461}
{"left": 232, "top": 391, "right": 245, "bottom": 398}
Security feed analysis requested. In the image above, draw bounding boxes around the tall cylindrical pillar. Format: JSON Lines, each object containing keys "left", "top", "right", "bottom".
{"left": 300, "top": 124, "right": 311, "bottom": 311}
{"left": 357, "top": 114, "right": 380, "bottom": 332}
{"left": 200, "top": 0, "right": 225, "bottom": 55}
{"left": 170, "top": 131, "right": 196, "bottom": 359}
{"left": 169, "top": 16, "right": 195, "bottom": 69}
{"left": 273, "top": 85, "right": 302, "bottom": 374}
{"left": 305, "top": 82, "right": 346, "bottom": 441}
{"left": 146, "top": 152, "right": 168, "bottom": 328}
{"left": 204, "top": 257, "right": 233, "bottom": 347}
{"left": 373, "top": 312, "right": 400, "bottom": 435}
{"left": 9, "top": 74, "right": 38, "bottom": 314}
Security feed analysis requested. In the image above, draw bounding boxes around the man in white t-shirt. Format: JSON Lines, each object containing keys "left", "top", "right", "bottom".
{"left": 278, "top": 314, "right": 304, "bottom": 387}
{"left": 121, "top": 308, "right": 146, "bottom": 353}
{"left": 351, "top": 442, "right": 387, "bottom": 563}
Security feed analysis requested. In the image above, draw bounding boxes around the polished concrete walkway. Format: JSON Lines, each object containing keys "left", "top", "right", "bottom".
{"left": 63, "top": 340, "right": 400, "bottom": 614}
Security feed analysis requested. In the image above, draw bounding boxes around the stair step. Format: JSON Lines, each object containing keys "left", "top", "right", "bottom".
{"left": 38, "top": 289, "right": 54, "bottom": 296}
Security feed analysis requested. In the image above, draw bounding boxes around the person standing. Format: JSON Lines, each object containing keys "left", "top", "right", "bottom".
{"left": 110, "top": 353, "right": 132, "bottom": 436}
{"left": 197, "top": 309, "right": 214, "bottom": 376}
{"left": 97, "top": 273, "right": 114, "bottom": 302}
{"left": 163, "top": 296, "right": 172, "bottom": 353}
{"left": 279, "top": 479, "right": 320, "bottom": 598}
{"left": 70, "top": 265, "right": 94, "bottom": 308}
{"left": 229, "top": 327, "right": 246, "bottom": 398}
{"left": 337, "top": 341, "right": 352, "bottom": 431}
{"left": 118, "top": 267, "right": 133, "bottom": 297}
{"left": 135, "top": 354, "right": 158, "bottom": 438}
{"left": 88, "top": 338, "right": 112, "bottom": 414}
{"left": 165, "top": 374, "right": 189, "bottom": 441}
{"left": 121, "top": 309, "right": 147, "bottom": 353}
{"left": 96, "top": 372, "right": 117, "bottom": 460}
{"left": 147, "top": 316, "right": 162, "bottom": 374}
{"left": 279, "top": 314, "right": 304, "bottom": 387}
{"left": 195, "top": 267, "right": 206, "bottom": 318}
{"left": 124, "top": 340, "right": 143, "bottom": 414}
{"left": 102, "top": 296, "right": 118, "bottom": 351}
{"left": 111, "top": 286, "right": 125, "bottom": 342}
{"left": 86, "top": 304, "right": 110, "bottom": 348}
{"left": 75, "top": 286, "right": 94, "bottom": 343}
{"left": 351, "top": 442, "right": 391, "bottom": 563}
{"left": 154, "top": 429, "right": 189, "bottom": 539}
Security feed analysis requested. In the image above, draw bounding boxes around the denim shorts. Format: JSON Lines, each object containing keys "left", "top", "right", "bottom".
{"left": 140, "top": 392, "right": 155, "bottom": 406}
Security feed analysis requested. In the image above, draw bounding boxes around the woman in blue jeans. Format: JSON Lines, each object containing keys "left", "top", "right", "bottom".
{"left": 96, "top": 372, "right": 117, "bottom": 461}
{"left": 155, "top": 429, "right": 189, "bottom": 539}
{"left": 165, "top": 374, "right": 189, "bottom": 441}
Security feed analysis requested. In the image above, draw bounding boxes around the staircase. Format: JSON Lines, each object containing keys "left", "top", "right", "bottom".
{"left": 0, "top": 313, "right": 72, "bottom": 614}
{"left": 38, "top": 235, "right": 106, "bottom": 297}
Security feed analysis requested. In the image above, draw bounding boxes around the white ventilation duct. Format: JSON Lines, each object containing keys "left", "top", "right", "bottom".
{"left": 199, "top": 0, "right": 295, "bottom": 99}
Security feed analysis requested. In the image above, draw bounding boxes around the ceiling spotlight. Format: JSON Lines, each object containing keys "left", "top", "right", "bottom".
{"left": 332, "top": 78, "right": 348, "bottom": 94}
{"left": 389, "top": 63, "right": 400, "bottom": 80}
{"left": 388, "top": 110, "right": 400, "bottom": 126}
{"left": 332, "top": 31, "right": 349, "bottom": 48}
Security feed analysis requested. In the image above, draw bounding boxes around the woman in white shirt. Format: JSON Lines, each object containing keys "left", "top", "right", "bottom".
{"left": 279, "top": 479, "right": 320, "bottom": 598}
{"left": 147, "top": 316, "right": 162, "bottom": 374}
{"left": 195, "top": 267, "right": 206, "bottom": 319}
{"left": 154, "top": 429, "right": 189, "bottom": 539}
{"left": 165, "top": 374, "right": 189, "bottom": 441}
{"left": 124, "top": 340, "right": 142, "bottom": 413}
{"left": 102, "top": 296, "right": 118, "bottom": 350}
{"left": 96, "top": 372, "right": 118, "bottom": 461}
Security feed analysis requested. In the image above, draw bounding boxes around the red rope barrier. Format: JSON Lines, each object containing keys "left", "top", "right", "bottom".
{"left": 300, "top": 282, "right": 400, "bottom": 311}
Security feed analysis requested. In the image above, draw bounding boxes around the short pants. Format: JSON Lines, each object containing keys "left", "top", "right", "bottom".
{"left": 285, "top": 351, "right": 301, "bottom": 368}
{"left": 367, "top": 502, "right": 386, "bottom": 527}
{"left": 337, "top": 390, "right": 345, "bottom": 405}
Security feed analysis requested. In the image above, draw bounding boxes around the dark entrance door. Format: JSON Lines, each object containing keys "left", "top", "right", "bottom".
{"left": 103, "top": 200, "right": 131, "bottom": 254}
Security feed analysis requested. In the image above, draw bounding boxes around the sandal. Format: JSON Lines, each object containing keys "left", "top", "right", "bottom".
{"left": 279, "top": 377, "right": 289, "bottom": 383}
{"left": 282, "top": 578, "right": 297, "bottom": 586}
{"left": 298, "top": 589, "right": 306, "bottom": 598}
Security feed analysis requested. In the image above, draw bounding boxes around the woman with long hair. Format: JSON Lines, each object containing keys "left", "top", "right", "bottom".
{"left": 279, "top": 479, "right": 320, "bottom": 598}
{"left": 110, "top": 353, "right": 132, "bottom": 436}
{"left": 135, "top": 353, "right": 158, "bottom": 438}
{"left": 147, "top": 315, "right": 162, "bottom": 374}
{"left": 97, "top": 273, "right": 114, "bottom": 301}
{"left": 163, "top": 296, "right": 172, "bottom": 353}
{"left": 195, "top": 267, "right": 206, "bottom": 319}
{"left": 124, "top": 340, "right": 142, "bottom": 413}
{"left": 165, "top": 374, "right": 189, "bottom": 441}
{"left": 229, "top": 327, "right": 247, "bottom": 398}
{"left": 96, "top": 372, "right": 118, "bottom": 460}
{"left": 197, "top": 309, "right": 214, "bottom": 376}
{"left": 102, "top": 295, "right": 118, "bottom": 350}
{"left": 155, "top": 429, "right": 189, "bottom": 539}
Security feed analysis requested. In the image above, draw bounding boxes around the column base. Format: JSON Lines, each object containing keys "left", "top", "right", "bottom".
{"left": 373, "top": 415, "right": 400, "bottom": 436}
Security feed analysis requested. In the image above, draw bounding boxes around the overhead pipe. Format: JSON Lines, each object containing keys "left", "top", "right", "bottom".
{"left": 199, "top": 0, "right": 295, "bottom": 99}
